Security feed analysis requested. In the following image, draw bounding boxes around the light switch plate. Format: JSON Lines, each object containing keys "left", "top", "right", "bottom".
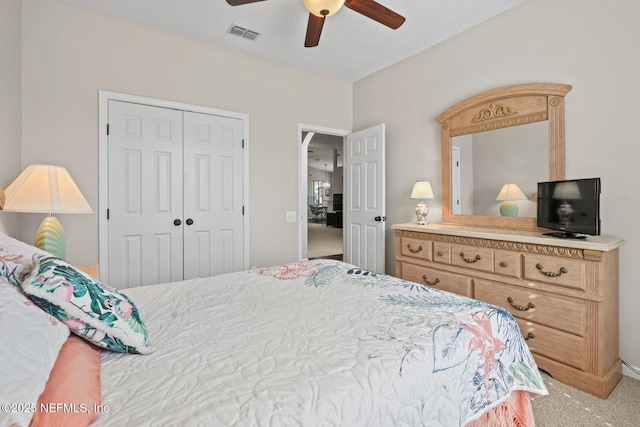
{"left": 286, "top": 211, "right": 297, "bottom": 223}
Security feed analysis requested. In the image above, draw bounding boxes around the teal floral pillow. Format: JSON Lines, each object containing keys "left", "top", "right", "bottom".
{"left": 21, "top": 255, "right": 153, "bottom": 354}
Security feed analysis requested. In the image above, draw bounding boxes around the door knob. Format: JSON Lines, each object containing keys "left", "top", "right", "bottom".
{"left": 186, "top": 218, "right": 194, "bottom": 225}
{"left": 374, "top": 216, "right": 387, "bottom": 222}
{"left": 173, "top": 219, "right": 182, "bottom": 226}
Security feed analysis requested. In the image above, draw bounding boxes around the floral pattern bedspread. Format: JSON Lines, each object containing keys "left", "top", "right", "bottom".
{"left": 97, "top": 260, "right": 547, "bottom": 427}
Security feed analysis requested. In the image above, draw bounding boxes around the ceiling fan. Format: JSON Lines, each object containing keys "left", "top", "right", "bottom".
{"left": 226, "top": 0, "right": 406, "bottom": 48}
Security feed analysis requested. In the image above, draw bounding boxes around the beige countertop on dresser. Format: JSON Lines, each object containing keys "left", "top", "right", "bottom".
{"left": 391, "top": 223, "right": 624, "bottom": 252}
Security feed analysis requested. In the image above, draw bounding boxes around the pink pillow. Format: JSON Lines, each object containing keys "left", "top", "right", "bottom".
{"left": 29, "top": 336, "right": 102, "bottom": 427}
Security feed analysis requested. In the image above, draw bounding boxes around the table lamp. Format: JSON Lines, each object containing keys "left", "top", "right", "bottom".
{"left": 2, "top": 164, "right": 93, "bottom": 259}
{"left": 410, "top": 181, "right": 434, "bottom": 225}
{"left": 496, "top": 183, "right": 527, "bottom": 217}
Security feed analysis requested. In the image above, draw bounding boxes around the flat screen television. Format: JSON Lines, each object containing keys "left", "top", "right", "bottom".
{"left": 537, "top": 177, "right": 601, "bottom": 239}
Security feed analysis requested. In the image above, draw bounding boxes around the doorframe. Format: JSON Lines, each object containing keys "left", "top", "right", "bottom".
{"left": 98, "top": 91, "right": 250, "bottom": 282}
{"left": 297, "top": 123, "right": 350, "bottom": 261}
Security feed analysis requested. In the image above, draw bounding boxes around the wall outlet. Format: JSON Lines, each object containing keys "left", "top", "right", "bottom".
{"left": 286, "top": 211, "right": 297, "bottom": 223}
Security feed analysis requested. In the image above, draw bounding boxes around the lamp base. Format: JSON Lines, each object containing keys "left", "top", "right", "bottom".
{"left": 499, "top": 201, "right": 519, "bottom": 217}
{"left": 415, "top": 201, "right": 430, "bottom": 225}
{"left": 35, "top": 216, "right": 66, "bottom": 259}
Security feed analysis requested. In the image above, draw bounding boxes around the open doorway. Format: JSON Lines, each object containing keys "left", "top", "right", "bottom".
{"left": 307, "top": 133, "right": 344, "bottom": 260}
{"left": 297, "top": 124, "right": 350, "bottom": 261}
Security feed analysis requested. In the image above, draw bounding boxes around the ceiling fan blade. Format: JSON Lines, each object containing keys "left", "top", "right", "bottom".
{"left": 305, "top": 13, "right": 325, "bottom": 48}
{"left": 344, "top": 0, "right": 405, "bottom": 29}
{"left": 226, "top": 0, "right": 267, "bottom": 6}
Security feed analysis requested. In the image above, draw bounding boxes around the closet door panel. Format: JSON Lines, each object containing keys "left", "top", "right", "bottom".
{"left": 107, "top": 101, "right": 184, "bottom": 288}
{"left": 183, "top": 112, "right": 244, "bottom": 278}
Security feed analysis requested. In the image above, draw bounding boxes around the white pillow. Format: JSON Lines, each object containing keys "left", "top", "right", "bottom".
{"left": 0, "top": 231, "right": 48, "bottom": 287}
{"left": 0, "top": 282, "right": 69, "bottom": 427}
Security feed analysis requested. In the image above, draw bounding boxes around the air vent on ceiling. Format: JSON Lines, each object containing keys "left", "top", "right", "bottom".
{"left": 227, "top": 24, "right": 261, "bottom": 41}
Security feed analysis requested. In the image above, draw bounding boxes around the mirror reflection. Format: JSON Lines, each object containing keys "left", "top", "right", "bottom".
{"left": 451, "top": 121, "right": 548, "bottom": 218}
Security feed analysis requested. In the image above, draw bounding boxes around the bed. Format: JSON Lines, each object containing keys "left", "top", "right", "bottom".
{"left": 0, "top": 231, "right": 547, "bottom": 427}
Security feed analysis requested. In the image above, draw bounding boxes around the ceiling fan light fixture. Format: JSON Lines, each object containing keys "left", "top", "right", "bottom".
{"left": 303, "top": 0, "right": 346, "bottom": 17}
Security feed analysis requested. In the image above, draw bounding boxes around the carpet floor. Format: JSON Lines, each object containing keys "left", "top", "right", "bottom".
{"left": 532, "top": 372, "right": 640, "bottom": 426}
{"left": 307, "top": 222, "right": 343, "bottom": 259}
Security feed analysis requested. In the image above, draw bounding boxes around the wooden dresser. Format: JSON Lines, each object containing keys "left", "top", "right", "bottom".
{"left": 76, "top": 264, "right": 99, "bottom": 280}
{"left": 393, "top": 223, "right": 624, "bottom": 398}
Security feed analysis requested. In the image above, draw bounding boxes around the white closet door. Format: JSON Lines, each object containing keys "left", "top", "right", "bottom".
{"left": 107, "top": 101, "right": 184, "bottom": 288}
{"left": 183, "top": 111, "right": 244, "bottom": 278}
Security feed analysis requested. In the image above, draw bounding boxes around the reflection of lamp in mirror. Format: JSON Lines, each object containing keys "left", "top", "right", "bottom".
{"left": 553, "top": 181, "right": 581, "bottom": 226}
{"left": 2, "top": 164, "right": 93, "bottom": 259}
{"left": 496, "top": 183, "right": 527, "bottom": 217}
{"left": 410, "top": 181, "right": 434, "bottom": 225}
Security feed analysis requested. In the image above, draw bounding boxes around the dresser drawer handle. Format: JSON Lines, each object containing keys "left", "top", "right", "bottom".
{"left": 437, "top": 251, "right": 444, "bottom": 256}
{"left": 536, "top": 263, "right": 568, "bottom": 277}
{"left": 422, "top": 274, "right": 440, "bottom": 286}
{"left": 524, "top": 332, "right": 535, "bottom": 340}
{"left": 499, "top": 261, "right": 507, "bottom": 267}
{"left": 459, "top": 252, "right": 481, "bottom": 263}
{"left": 507, "top": 296, "right": 535, "bottom": 311}
{"left": 407, "top": 244, "right": 423, "bottom": 254}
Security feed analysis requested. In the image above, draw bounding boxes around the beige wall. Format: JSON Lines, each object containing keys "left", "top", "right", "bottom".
{"left": 19, "top": 0, "right": 352, "bottom": 267}
{"left": 0, "top": 0, "right": 22, "bottom": 235}
{"left": 353, "top": 0, "right": 640, "bottom": 371}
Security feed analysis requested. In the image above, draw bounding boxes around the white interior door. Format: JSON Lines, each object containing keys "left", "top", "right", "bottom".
{"left": 183, "top": 111, "right": 244, "bottom": 278}
{"left": 107, "top": 101, "right": 184, "bottom": 288}
{"left": 344, "top": 124, "right": 386, "bottom": 273}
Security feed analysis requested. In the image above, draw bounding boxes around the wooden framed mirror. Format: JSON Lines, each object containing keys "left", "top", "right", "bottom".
{"left": 435, "top": 83, "right": 572, "bottom": 231}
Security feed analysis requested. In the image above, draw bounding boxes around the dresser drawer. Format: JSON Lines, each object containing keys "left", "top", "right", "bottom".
{"left": 516, "top": 318, "right": 586, "bottom": 371}
{"left": 450, "top": 244, "right": 494, "bottom": 273}
{"left": 523, "top": 254, "right": 586, "bottom": 291}
{"left": 433, "top": 242, "right": 451, "bottom": 264}
{"left": 474, "top": 279, "right": 586, "bottom": 336}
{"left": 400, "top": 237, "right": 432, "bottom": 261}
{"left": 401, "top": 262, "right": 472, "bottom": 297}
{"left": 493, "top": 250, "right": 521, "bottom": 278}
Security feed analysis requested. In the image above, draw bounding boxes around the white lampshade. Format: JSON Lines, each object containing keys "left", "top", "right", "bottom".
{"left": 303, "top": 0, "right": 346, "bottom": 17}
{"left": 3, "top": 164, "right": 92, "bottom": 214}
{"left": 410, "top": 181, "right": 434, "bottom": 200}
{"left": 495, "top": 183, "right": 527, "bottom": 201}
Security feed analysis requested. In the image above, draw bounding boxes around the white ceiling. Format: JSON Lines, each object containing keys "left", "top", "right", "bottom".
{"left": 60, "top": 0, "right": 526, "bottom": 82}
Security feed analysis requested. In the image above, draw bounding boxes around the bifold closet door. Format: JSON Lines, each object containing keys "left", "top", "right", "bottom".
{"left": 107, "top": 101, "right": 184, "bottom": 287}
{"left": 182, "top": 112, "right": 244, "bottom": 279}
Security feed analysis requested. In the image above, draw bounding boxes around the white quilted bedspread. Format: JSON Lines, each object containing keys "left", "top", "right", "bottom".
{"left": 95, "top": 260, "right": 547, "bottom": 427}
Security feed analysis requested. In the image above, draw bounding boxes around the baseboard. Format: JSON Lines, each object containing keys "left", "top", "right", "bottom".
{"left": 535, "top": 355, "right": 621, "bottom": 398}
{"left": 622, "top": 364, "right": 640, "bottom": 381}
